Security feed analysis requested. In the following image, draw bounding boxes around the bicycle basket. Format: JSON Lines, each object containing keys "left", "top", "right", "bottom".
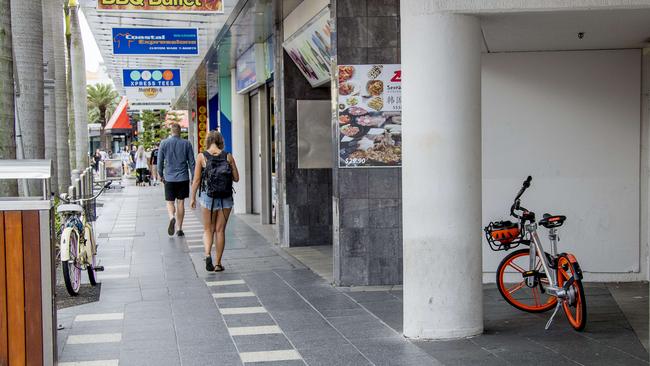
{"left": 484, "top": 220, "right": 522, "bottom": 251}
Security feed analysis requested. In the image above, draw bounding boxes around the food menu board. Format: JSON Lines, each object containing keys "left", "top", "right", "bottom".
{"left": 338, "top": 64, "right": 402, "bottom": 168}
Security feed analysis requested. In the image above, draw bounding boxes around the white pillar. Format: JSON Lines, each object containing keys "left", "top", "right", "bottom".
{"left": 401, "top": 7, "right": 483, "bottom": 339}
{"left": 231, "top": 69, "right": 250, "bottom": 214}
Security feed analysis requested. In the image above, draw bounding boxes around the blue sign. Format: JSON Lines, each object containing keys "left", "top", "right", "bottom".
{"left": 122, "top": 69, "right": 181, "bottom": 87}
{"left": 112, "top": 28, "right": 198, "bottom": 55}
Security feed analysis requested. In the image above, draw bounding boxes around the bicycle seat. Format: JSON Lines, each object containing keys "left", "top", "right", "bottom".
{"left": 57, "top": 204, "right": 84, "bottom": 214}
{"left": 539, "top": 214, "right": 566, "bottom": 228}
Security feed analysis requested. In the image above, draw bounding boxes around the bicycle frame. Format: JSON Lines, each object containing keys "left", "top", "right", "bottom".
{"left": 525, "top": 223, "right": 560, "bottom": 295}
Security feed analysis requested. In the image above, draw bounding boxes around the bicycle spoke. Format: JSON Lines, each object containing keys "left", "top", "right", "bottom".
{"left": 508, "top": 262, "right": 525, "bottom": 273}
{"left": 508, "top": 281, "right": 526, "bottom": 294}
{"left": 532, "top": 287, "right": 541, "bottom": 306}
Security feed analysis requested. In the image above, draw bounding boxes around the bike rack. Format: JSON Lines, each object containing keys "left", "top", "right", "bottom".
{"left": 69, "top": 167, "right": 98, "bottom": 223}
{"left": 0, "top": 159, "right": 56, "bottom": 365}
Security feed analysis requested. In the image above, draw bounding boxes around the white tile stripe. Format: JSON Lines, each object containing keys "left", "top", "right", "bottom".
{"left": 239, "top": 350, "right": 302, "bottom": 363}
{"left": 66, "top": 333, "right": 122, "bottom": 344}
{"left": 58, "top": 361, "right": 119, "bottom": 366}
{"left": 228, "top": 326, "right": 282, "bottom": 336}
{"left": 102, "top": 265, "right": 130, "bottom": 270}
{"left": 213, "top": 292, "right": 255, "bottom": 299}
{"left": 206, "top": 280, "right": 245, "bottom": 286}
{"left": 75, "top": 313, "right": 124, "bottom": 322}
{"left": 219, "top": 307, "right": 267, "bottom": 315}
{"left": 187, "top": 245, "right": 203, "bottom": 249}
{"left": 99, "top": 274, "right": 129, "bottom": 280}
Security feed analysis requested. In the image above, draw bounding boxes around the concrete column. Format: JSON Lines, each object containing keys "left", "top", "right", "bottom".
{"left": 401, "top": 7, "right": 483, "bottom": 339}
{"left": 231, "top": 68, "right": 250, "bottom": 214}
{"left": 642, "top": 48, "right": 650, "bottom": 334}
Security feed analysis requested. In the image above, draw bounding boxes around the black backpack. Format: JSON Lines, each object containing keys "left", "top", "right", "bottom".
{"left": 200, "top": 150, "right": 233, "bottom": 199}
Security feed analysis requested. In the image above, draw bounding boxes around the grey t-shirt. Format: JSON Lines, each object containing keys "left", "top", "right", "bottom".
{"left": 157, "top": 136, "right": 195, "bottom": 182}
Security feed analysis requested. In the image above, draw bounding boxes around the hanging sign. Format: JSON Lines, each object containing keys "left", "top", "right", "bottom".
{"left": 283, "top": 7, "right": 331, "bottom": 87}
{"left": 112, "top": 28, "right": 198, "bottom": 55}
{"left": 122, "top": 69, "right": 181, "bottom": 87}
{"left": 337, "top": 64, "right": 402, "bottom": 168}
{"left": 125, "top": 87, "right": 175, "bottom": 101}
{"left": 196, "top": 65, "right": 209, "bottom": 151}
{"left": 98, "top": 0, "right": 224, "bottom": 13}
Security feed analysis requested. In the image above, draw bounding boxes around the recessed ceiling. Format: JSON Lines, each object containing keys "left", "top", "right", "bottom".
{"left": 481, "top": 9, "right": 650, "bottom": 52}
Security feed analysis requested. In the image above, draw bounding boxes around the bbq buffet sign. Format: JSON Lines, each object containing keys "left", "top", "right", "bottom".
{"left": 97, "top": 0, "right": 224, "bottom": 13}
{"left": 337, "top": 64, "right": 402, "bottom": 168}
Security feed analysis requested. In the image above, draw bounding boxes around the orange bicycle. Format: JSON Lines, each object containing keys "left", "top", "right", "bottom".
{"left": 485, "top": 176, "right": 587, "bottom": 331}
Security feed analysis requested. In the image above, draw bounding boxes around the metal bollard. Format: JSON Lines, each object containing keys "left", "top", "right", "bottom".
{"left": 74, "top": 178, "right": 81, "bottom": 201}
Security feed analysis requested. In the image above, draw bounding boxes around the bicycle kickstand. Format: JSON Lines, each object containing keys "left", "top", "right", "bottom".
{"left": 545, "top": 301, "right": 563, "bottom": 330}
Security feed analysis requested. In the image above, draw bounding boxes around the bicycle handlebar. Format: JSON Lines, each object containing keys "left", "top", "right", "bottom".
{"left": 510, "top": 176, "right": 532, "bottom": 218}
{"left": 60, "top": 181, "right": 112, "bottom": 204}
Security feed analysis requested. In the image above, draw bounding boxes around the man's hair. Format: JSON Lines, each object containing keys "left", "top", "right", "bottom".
{"left": 170, "top": 123, "right": 181, "bottom": 136}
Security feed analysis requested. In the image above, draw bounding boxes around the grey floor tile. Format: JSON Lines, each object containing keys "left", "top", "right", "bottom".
{"left": 232, "top": 334, "right": 294, "bottom": 353}
{"left": 222, "top": 313, "right": 277, "bottom": 327}
{"left": 299, "top": 344, "right": 372, "bottom": 366}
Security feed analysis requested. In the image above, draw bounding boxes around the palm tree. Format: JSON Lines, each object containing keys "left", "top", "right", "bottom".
{"left": 11, "top": 0, "right": 45, "bottom": 195}
{"left": 53, "top": 0, "right": 71, "bottom": 193}
{"left": 69, "top": 1, "right": 88, "bottom": 170}
{"left": 43, "top": 0, "right": 59, "bottom": 193}
{"left": 87, "top": 83, "right": 119, "bottom": 148}
{"left": 0, "top": 0, "right": 18, "bottom": 196}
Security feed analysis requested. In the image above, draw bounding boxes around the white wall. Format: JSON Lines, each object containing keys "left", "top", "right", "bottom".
{"left": 283, "top": 0, "right": 329, "bottom": 41}
{"left": 231, "top": 69, "right": 251, "bottom": 214}
{"left": 482, "top": 49, "right": 643, "bottom": 282}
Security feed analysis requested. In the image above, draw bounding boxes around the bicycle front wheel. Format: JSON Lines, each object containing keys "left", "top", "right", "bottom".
{"left": 62, "top": 229, "right": 82, "bottom": 296}
{"left": 496, "top": 249, "right": 557, "bottom": 313}
{"left": 557, "top": 255, "right": 587, "bottom": 331}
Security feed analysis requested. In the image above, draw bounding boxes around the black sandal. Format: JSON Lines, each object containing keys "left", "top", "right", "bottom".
{"left": 214, "top": 264, "right": 224, "bottom": 272}
{"left": 205, "top": 257, "right": 215, "bottom": 272}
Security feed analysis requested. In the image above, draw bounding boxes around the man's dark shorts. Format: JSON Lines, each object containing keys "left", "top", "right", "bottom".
{"left": 164, "top": 180, "right": 190, "bottom": 201}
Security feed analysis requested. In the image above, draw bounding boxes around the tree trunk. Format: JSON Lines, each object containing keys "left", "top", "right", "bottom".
{"left": 0, "top": 0, "right": 18, "bottom": 197}
{"left": 53, "top": 0, "right": 71, "bottom": 192}
{"left": 69, "top": 4, "right": 88, "bottom": 170}
{"left": 11, "top": 0, "right": 45, "bottom": 196}
{"left": 43, "top": 0, "right": 58, "bottom": 194}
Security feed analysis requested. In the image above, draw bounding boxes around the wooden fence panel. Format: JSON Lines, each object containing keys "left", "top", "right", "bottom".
{"left": 22, "top": 212, "right": 42, "bottom": 366}
{"left": 0, "top": 213, "right": 7, "bottom": 366}
{"left": 5, "top": 211, "right": 25, "bottom": 366}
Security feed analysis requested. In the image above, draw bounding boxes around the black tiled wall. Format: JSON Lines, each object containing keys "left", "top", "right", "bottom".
{"left": 334, "top": 0, "right": 403, "bottom": 286}
{"left": 282, "top": 51, "right": 333, "bottom": 246}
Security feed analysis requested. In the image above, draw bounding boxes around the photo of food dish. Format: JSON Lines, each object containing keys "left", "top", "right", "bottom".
{"left": 356, "top": 115, "right": 385, "bottom": 127}
{"left": 339, "top": 82, "right": 357, "bottom": 96}
{"left": 339, "top": 65, "right": 354, "bottom": 83}
{"left": 347, "top": 97, "right": 359, "bottom": 106}
{"left": 339, "top": 115, "right": 350, "bottom": 124}
{"left": 348, "top": 106, "right": 368, "bottom": 116}
{"left": 367, "top": 80, "right": 383, "bottom": 96}
{"left": 340, "top": 125, "right": 360, "bottom": 137}
{"left": 368, "top": 97, "right": 384, "bottom": 111}
{"left": 367, "top": 65, "right": 383, "bottom": 79}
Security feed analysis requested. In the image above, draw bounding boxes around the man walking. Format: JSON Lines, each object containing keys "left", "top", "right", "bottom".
{"left": 157, "top": 123, "right": 195, "bottom": 237}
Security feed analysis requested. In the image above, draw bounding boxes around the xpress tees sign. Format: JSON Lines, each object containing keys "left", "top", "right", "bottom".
{"left": 113, "top": 28, "right": 198, "bottom": 55}
{"left": 98, "top": 0, "right": 224, "bottom": 13}
{"left": 123, "top": 69, "right": 181, "bottom": 87}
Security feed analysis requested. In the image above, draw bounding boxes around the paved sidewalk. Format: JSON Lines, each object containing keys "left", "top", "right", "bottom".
{"left": 56, "top": 184, "right": 440, "bottom": 366}
{"left": 56, "top": 183, "right": 649, "bottom": 365}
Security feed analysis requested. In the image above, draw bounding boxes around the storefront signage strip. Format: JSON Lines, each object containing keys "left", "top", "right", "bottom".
{"left": 112, "top": 28, "right": 199, "bottom": 55}
{"left": 122, "top": 68, "right": 181, "bottom": 87}
{"left": 98, "top": 0, "right": 224, "bottom": 13}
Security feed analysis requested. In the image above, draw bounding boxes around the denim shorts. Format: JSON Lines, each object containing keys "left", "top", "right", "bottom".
{"left": 199, "top": 193, "right": 234, "bottom": 211}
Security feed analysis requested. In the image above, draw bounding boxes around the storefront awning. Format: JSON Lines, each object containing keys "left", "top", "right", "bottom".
{"left": 105, "top": 97, "right": 131, "bottom": 133}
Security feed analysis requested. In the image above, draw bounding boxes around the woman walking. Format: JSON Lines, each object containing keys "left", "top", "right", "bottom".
{"left": 190, "top": 131, "right": 239, "bottom": 272}
{"left": 135, "top": 146, "right": 149, "bottom": 186}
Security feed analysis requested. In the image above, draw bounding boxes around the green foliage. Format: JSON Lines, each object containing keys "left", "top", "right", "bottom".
{"left": 87, "top": 83, "right": 119, "bottom": 125}
{"left": 137, "top": 110, "right": 168, "bottom": 149}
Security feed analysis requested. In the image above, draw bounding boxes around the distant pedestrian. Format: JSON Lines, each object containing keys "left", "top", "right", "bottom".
{"left": 135, "top": 146, "right": 149, "bottom": 186}
{"left": 158, "top": 123, "right": 195, "bottom": 237}
{"left": 190, "top": 131, "right": 239, "bottom": 272}
{"left": 93, "top": 149, "right": 102, "bottom": 172}
{"left": 149, "top": 143, "right": 160, "bottom": 185}
{"left": 121, "top": 146, "right": 132, "bottom": 175}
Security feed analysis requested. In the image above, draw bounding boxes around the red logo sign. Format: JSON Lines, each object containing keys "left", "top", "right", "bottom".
{"left": 390, "top": 70, "right": 401, "bottom": 83}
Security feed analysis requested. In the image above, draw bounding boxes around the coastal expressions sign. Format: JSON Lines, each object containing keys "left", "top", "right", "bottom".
{"left": 112, "top": 28, "right": 198, "bottom": 55}
{"left": 98, "top": 0, "right": 224, "bottom": 13}
{"left": 122, "top": 69, "right": 181, "bottom": 87}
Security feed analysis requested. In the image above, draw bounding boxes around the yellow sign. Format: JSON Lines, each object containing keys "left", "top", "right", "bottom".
{"left": 98, "top": 0, "right": 223, "bottom": 13}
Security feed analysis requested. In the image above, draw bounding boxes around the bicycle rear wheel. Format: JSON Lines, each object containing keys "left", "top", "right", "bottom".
{"left": 496, "top": 249, "right": 557, "bottom": 313}
{"left": 557, "top": 255, "right": 587, "bottom": 331}
{"left": 62, "top": 230, "right": 81, "bottom": 296}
